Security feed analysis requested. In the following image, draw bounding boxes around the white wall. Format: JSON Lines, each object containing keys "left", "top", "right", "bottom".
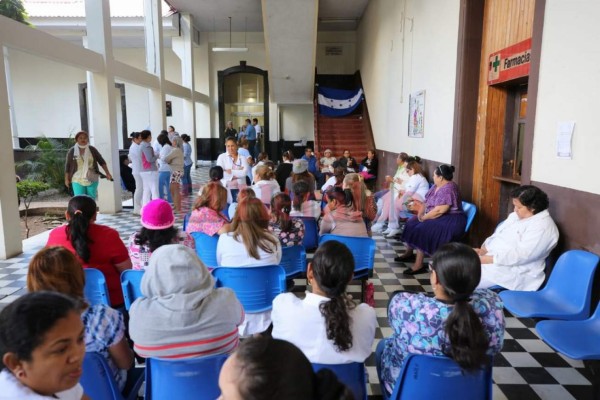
{"left": 531, "top": 0, "right": 600, "bottom": 195}
{"left": 356, "top": 0, "right": 460, "bottom": 163}
{"left": 279, "top": 104, "right": 314, "bottom": 141}
{"left": 316, "top": 31, "right": 356, "bottom": 75}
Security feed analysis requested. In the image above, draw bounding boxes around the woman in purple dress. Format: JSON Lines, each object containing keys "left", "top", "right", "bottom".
{"left": 395, "top": 164, "right": 466, "bottom": 275}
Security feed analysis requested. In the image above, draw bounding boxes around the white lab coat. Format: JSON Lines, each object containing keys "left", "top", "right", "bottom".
{"left": 479, "top": 210, "right": 559, "bottom": 291}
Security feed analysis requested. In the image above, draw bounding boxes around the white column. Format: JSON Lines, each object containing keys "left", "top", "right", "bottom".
{"left": 144, "top": 0, "right": 166, "bottom": 133}
{"left": 172, "top": 13, "right": 197, "bottom": 164}
{"left": 0, "top": 45, "right": 22, "bottom": 258}
{"left": 3, "top": 48, "right": 19, "bottom": 148}
{"left": 84, "top": 0, "right": 121, "bottom": 213}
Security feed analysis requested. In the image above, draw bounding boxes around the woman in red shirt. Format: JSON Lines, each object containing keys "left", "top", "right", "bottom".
{"left": 46, "top": 195, "right": 132, "bottom": 307}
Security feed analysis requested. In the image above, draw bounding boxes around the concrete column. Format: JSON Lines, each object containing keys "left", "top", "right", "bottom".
{"left": 173, "top": 13, "right": 197, "bottom": 164}
{"left": 3, "top": 48, "right": 19, "bottom": 148}
{"left": 0, "top": 45, "right": 23, "bottom": 258}
{"left": 84, "top": 0, "right": 121, "bottom": 213}
{"left": 144, "top": 0, "right": 166, "bottom": 133}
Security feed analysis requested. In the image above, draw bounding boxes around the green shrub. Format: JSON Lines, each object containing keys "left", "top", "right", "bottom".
{"left": 16, "top": 136, "right": 74, "bottom": 192}
{"left": 17, "top": 179, "right": 50, "bottom": 238}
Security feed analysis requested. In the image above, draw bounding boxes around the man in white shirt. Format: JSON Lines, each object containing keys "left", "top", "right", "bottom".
{"left": 128, "top": 132, "right": 144, "bottom": 215}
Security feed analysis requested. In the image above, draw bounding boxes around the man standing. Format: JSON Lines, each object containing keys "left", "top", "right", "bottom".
{"left": 128, "top": 132, "right": 143, "bottom": 215}
{"left": 243, "top": 118, "right": 257, "bottom": 160}
{"left": 252, "top": 118, "right": 262, "bottom": 156}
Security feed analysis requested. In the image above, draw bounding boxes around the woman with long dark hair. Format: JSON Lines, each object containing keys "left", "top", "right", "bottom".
{"left": 319, "top": 187, "right": 368, "bottom": 237}
{"left": 376, "top": 243, "right": 505, "bottom": 396}
{"left": 290, "top": 181, "right": 321, "bottom": 219}
{"left": 46, "top": 195, "right": 131, "bottom": 307}
{"left": 272, "top": 240, "right": 376, "bottom": 363}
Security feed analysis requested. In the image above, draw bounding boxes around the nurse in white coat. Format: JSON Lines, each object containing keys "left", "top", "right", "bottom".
{"left": 475, "top": 185, "right": 559, "bottom": 291}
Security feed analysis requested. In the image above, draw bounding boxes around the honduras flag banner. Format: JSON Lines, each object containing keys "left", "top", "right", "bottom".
{"left": 318, "top": 87, "right": 364, "bottom": 117}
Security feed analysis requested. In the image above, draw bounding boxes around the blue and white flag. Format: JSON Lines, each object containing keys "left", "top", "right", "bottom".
{"left": 318, "top": 87, "right": 363, "bottom": 117}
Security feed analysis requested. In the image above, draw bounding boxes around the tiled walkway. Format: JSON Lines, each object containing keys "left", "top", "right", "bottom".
{"left": 0, "top": 166, "right": 595, "bottom": 399}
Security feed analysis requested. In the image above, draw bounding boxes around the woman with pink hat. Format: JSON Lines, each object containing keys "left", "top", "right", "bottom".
{"left": 128, "top": 199, "right": 195, "bottom": 270}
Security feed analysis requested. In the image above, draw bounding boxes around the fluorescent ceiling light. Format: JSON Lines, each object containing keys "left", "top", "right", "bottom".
{"left": 212, "top": 16, "right": 248, "bottom": 52}
{"left": 212, "top": 47, "right": 248, "bottom": 52}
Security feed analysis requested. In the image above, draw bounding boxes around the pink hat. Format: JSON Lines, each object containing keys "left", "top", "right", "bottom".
{"left": 141, "top": 199, "right": 174, "bottom": 230}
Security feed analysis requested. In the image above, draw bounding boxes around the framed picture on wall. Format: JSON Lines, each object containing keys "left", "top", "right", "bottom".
{"left": 408, "top": 90, "right": 425, "bottom": 138}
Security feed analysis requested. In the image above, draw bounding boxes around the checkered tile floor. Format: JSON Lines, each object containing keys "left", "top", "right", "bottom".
{"left": 0, "top": 166, "right": 595, "bottom": 399}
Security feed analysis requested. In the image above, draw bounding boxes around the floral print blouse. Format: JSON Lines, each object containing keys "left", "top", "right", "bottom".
{"left": 379, "top": 289, "right": 505, "bottom": 394}
{"left": 128, "top": 231, "right": 195, "bottom": 270}
{"left": 269, "top": 218, "right": 305, "bottom": 247}
{"left": 185, "top": 207, "right": 229, "bottom": 236}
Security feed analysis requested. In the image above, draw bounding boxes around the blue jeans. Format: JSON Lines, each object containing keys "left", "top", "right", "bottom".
{"left": 182, "top": 164, "right": 192, "bottom": 195}
{"left": 158, "top": 171, "right": 172, "bottom": 202}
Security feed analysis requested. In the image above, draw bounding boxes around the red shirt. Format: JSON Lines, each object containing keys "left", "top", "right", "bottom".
{"left": 47, "top": 224, "right": 130, "bottom": 306}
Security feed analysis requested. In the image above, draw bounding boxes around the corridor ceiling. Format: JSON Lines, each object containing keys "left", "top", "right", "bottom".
{"left": 166, "top": 0, "right": 369, "bottom": 104}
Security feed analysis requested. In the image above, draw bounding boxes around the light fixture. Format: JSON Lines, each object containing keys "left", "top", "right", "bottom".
{"left": 212, "top": 16, "right": 248, "bottom": 52}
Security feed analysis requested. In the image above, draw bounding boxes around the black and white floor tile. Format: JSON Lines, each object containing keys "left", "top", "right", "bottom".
{"left": 0, "top": 166, "right": 595, "bottom": 399}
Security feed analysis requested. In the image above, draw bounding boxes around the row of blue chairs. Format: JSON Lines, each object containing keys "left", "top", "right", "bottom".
{"left": 499, "top": 249, "right": 600, "bottom": 361}
{"left": 82, "top": 349, "right": 492, "bottom": 400}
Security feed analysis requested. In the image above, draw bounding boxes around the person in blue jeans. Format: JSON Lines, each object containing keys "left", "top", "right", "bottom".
{"left": 181, "top": 134, "right": 194, "bottom": 195}
{"left": 157, "top": 132, "right": 173, "bottom": 203}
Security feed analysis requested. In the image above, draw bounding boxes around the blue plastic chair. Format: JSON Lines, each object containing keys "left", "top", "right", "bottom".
{"left": 81, "top": 352, "right": 144, "bottom": 400}
{"left": 386, "top": 354, "right": 492, "bottom": 400}
{"left": 84, "top": 268, "right": 111, "bottom": 306}
{"left": 145, "top": 354, "right": 228, "bottom": 400}
{"left": 279, "top": 245, "right": 307, "bottom": 278}
{"left": 298, "top": 216, "right": 319, "bottom": 250}
{"left": 461, "top": 201, "right": 477, "bottom": 233}
{"left": 120, "top": 270, "right": 144, "bottom": 310}
{"left": 190, "top": 232, "right": 219, "bottom": 268}
{"left": 318, "top": 234, "right": 376, "bottom": 280}
{"left": 536, "top": 301, "right": 600, "bottom": 360}
{"left": 499, "top": 250, "right": 599, "bottom": 320}
{"left": 211, "top": 265, "right": 286, "bottom": 313}
{"left": 312, "top": 362, "right": 367, "bottom": 400}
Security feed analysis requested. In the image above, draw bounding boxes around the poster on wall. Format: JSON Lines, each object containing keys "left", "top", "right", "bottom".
{"left": 408, "top": 90, "right": 425, "bottom": 138}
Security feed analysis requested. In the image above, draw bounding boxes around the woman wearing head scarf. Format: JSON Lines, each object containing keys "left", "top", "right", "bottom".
{"left": 64, "top": 130, "right": 112, "bottom": 199}
{"left": 129, "top": 244, "right": 244, "bottom": 359}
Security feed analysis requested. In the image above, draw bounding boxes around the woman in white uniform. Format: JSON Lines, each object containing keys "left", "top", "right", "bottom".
{"left": 475, "top": 185, "right": 559, "bottom": 291}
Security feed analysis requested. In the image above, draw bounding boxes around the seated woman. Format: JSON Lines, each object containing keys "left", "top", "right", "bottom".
{"left": 216, "top": 198, "right": 282, "bottom": 335}
{"left": 219, "top": 336, "right": 353, "bottom": 400}
{"left": 228, "top": 187, "right": 256, "bottom": 220}
{"left": 321, "top": 165, "right": 345, "bottom": 193}
{"left": 290, "top": 181, "right": 321, "bottom": 219}
{"left": 319, "top": 187, "right": 368, "bottom": 237}
{"left": 319, "top": 149, "right": 336, "bottom": 176}
{"left": 27, "top": 246, "right": 134, "bottom": 391}
{"left": 272, "top": 241, "right": 376, "bottom": 363}
{"left": 475, "top": 185, "right": 559, "bottom": 291}
{"left": 372, "top": 152, "right": 411, "bottom": 236}
{"left": 377, "top": 243, "right": 505, "bottom": 396}
{"left": 185, "top": 182, "right": 230, "bottom": 236}
{"left": 251, "top": 164, "right": 281, "bottom": 205}
{"left": 128, "top": 199, "right": 195, "bottom": 270}
{"left": 343, "top": 173, "right": 377, "bottom": 234}
{"left": 338, "top": 150, "right": 358, "bottom": 174}
{"left": 275, "top": 150, "right": 294, "bottom": 192}
{"left": 0, "top": 292, "right": 87, "bottom": 399}
{"left": 394, "top": 157, "right": 429, "bottom": 219}
{"left": 285, "top": 159, "right": 316, "bottom": 198}
{"left": 269, "top": 193, "right": 305, "bottom": 247}
{"left": 47, "top": 195, "right": 132, "bottom": 307}
{"left": 129, "top": 244, "right": 244, "bottom": 359}
{"left": 397, "top": 164, "right": 466, "bottom": 275}
{"left": 359, "top": 150, "right": 378, "bottom": 189}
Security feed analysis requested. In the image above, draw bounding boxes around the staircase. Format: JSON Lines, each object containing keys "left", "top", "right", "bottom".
{"left": 316, "top": 115, "right": 370, "bottom": 158}
{"left": 313, "top": 72, "right": 375, "bottom": 159}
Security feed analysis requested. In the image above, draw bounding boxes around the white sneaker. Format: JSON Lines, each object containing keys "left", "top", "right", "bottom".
{"left": 371, "top": 222, "right": 386, "bottom": 233}
{"left": 384, "top": 228, "right": 403, "bottom": 237}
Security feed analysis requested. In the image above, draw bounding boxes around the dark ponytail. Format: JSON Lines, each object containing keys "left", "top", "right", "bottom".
{"left": 271, "top": 193, "right": 292, "bottom": 232}
{"left": 312, "top": 241, "right": 355, "bottom": 352}
{"left": 431, "top": 243, "right": 488, "bottom": 371}
{"left": 292, "top": 181, "right": 310, "bottom": 211}
{"left": 65, "top": 195, "right": 97, "bottom": 263}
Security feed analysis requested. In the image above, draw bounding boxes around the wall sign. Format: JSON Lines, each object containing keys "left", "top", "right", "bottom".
{"left": 488, "top": 38, "right": 532, "bottom": 85}
{"left": 408, "top": 90, "right": 425, "bottom": 138}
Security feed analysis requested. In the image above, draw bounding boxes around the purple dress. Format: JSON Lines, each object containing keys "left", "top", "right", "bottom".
{"left": 401, "top": 181, "right": 466, "bottom": 255}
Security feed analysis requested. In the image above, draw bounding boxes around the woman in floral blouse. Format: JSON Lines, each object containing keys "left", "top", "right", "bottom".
{"left": 186, "top": 181, "right": 230, "bottom": 236}
{"left": 269, "top": 193, "right": 304, "bottom": 247}
{"left": 376, "top": 243, "right": 505, "bottom": 396}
